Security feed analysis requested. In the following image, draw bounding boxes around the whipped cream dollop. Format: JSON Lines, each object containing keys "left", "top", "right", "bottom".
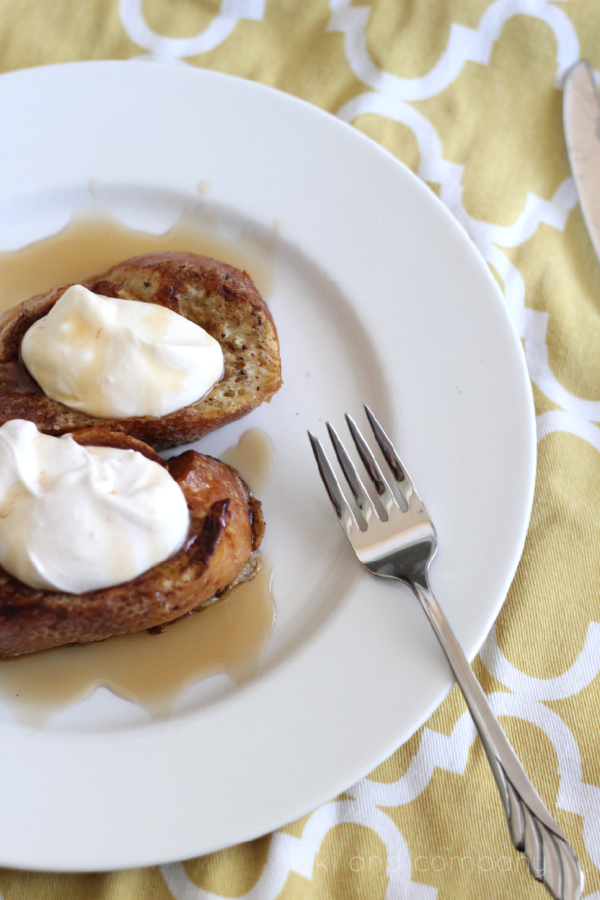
{"left": 21, "top": 284, "right": 224, "bottom": 419}
{"left": 0, "top": 420, "right": 190, "bottom": 594}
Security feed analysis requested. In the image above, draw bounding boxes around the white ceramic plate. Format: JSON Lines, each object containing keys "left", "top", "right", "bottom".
{"left": 0, "top": 62, "right": 535, "bottom": 871}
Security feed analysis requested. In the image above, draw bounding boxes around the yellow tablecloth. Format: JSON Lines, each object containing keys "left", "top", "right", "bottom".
{"left": 0, "top": 1, "right": 598, "bottom": 898}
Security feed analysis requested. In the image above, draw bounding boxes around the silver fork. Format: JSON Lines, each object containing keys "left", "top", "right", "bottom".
{"left": 308, "top": 406, "right": 584, "bottom": 900}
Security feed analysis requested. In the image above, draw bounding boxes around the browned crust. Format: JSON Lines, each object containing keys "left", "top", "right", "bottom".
{"left": 0, "top": 252, "right": 282, "bottom": 449}
{"left": 0, "top": 428, "right": 264, "bottom": 658}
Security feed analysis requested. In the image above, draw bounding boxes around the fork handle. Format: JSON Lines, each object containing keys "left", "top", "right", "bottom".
{"left": 412, "top": 576, "right": 584, "bottom": 900}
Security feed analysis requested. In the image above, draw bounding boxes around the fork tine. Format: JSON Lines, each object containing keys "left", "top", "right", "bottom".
{"left": 308, "top": 431, "right": 358, "bottom": 540}
{"left": 326, "top": 422, "right": 374, "bottom": 526}
{"left": 364, "top": 405, "right": 416, "bottom": 508}
{"left": 345, "top": 413, "right": 397, "bottom": 516}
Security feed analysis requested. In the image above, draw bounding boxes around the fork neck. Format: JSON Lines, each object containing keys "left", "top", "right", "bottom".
{"left": 407, "top": 567, "right": 430, "bottom": 592}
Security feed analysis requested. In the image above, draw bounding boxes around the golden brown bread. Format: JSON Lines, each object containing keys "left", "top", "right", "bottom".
{"left": 0, "top": 427, "right": 265, "bottom": 658}
{"left": 0, "top": 251, "right": 282, "bottom": 449}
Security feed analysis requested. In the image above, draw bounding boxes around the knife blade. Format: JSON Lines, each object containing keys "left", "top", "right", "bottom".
{"left": 563, "top": 61, "right": 600, "bottom": 261}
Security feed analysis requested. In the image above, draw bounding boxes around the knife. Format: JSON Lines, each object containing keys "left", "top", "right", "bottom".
{"left": 563, "top": 61, "right": 600, "bottom": 261}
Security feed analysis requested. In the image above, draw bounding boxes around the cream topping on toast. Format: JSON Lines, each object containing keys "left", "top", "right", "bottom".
{"left": 0, "top": 420, "right": 189, "bottom": 593}
{"left": 21, "top": 284, "right": 224, "bottom": 418}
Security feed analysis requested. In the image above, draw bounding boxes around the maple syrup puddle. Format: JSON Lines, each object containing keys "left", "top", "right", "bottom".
{"left": 222, "top": 428, "right": 275, "bottom": 495}
{"left": 0, "top": 203, "right": 273, "bottom": 315}
{"left": 0, "top": 560, "right": 274, "bottom": 729}
{"left": 0, "top": 206, "right": 277, "bottom": 728}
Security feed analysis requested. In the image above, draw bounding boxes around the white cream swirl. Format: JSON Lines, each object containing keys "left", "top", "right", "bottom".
{"left": 0, "top": 420, "right": 190, "bottom": 594}
{"left": 21, "top": 284, "right": 224, "bottom": 418}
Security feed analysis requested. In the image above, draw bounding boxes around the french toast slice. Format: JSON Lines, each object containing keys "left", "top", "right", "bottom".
{"left": 0, "top": 427, "right": 265, "bottom": 658}
{"left": 0, "top": 252, "right": 282, "bottom": 449}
